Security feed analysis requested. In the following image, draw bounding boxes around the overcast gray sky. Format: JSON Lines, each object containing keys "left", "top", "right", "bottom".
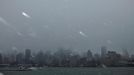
{"left": 0, "top": 0, "right": 134, "bottom": 54}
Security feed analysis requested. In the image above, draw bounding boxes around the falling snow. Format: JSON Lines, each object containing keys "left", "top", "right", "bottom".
{"left": 0, "top": 0, "right": 133, "bottom": 55}
{"left": 79, "top": 31, "right": 87, "bottom": 37}
{"left": 0, "top": 17, "right": 10, "bottom": 26}
{"left": 0, "top": 17, "right": 23, "bottom": 36}
{"left": 22, "top": 12, "right": 31, "bottom": 18}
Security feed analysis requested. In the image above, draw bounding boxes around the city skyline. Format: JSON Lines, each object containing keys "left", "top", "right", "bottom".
{"left": 0, "top": 47, "right": 134, "bottom": 67}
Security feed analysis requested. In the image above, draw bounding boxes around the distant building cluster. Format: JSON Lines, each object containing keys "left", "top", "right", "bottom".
{"left": 0, "top": 47, "right": 134, "bottom": 67}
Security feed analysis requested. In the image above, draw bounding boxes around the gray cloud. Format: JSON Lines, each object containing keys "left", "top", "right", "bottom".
{"left": 0, "top": 0, "right": 134, "bottom": 54}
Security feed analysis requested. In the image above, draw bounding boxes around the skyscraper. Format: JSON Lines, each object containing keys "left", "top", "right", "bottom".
{"left": 16, "top": 52, "right": 24, "bottom": 64}
{"left": 25, "top": 49, "right": 31, "bottom": 64}
{"left": 122, "top": 49, "right": 129, "bottom": 60}
{"left": 86, "top": 49, "right": 93, "bottom": 61}
{"left": 101, "top": 46, "right": 107, "bottom": 58}
{"left": 0, "top": 53, "right": 3, "bottom": 64}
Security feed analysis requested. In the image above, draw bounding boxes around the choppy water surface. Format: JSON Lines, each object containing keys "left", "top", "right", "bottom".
{"left": 2, "top": 67, "right": 134, "bottom": 75}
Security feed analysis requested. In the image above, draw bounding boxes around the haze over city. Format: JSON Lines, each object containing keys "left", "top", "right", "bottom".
{"left": 0, "top": 0, "right": 134, "bottom": 54}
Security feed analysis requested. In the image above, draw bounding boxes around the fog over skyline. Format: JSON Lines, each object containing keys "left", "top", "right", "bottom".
{"left": 0, "top": 0, "right": 134, "bottom": 54}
